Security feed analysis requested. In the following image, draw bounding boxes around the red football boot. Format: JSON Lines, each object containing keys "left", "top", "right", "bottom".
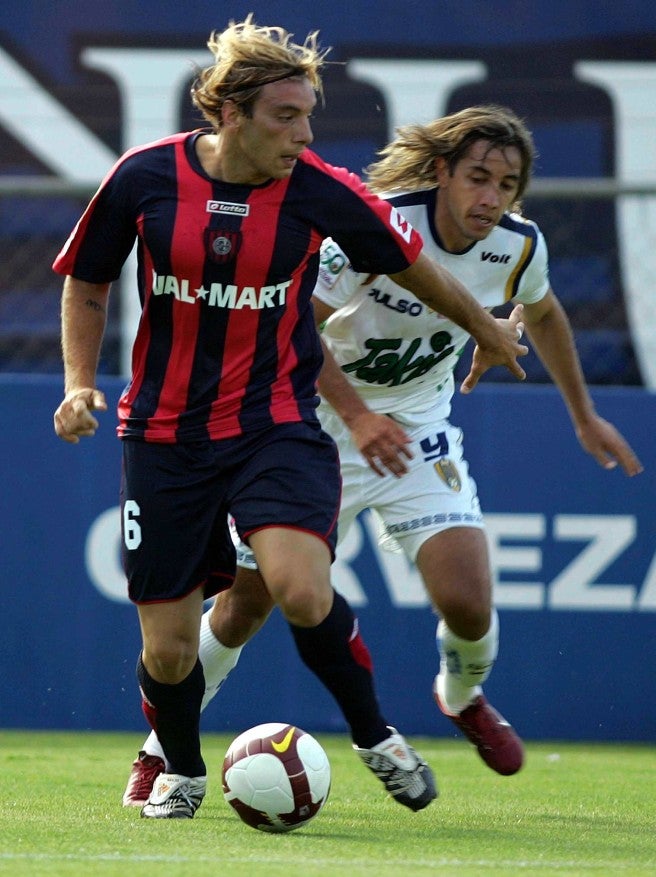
{"left": 122, "top": 750, "right": 165, "bottom": 807}
{"left": 435, "top": 687, "right": 524, "bottom": 776}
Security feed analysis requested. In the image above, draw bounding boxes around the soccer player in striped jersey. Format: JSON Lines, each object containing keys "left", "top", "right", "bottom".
{"left": 121, "top": 104, "right": 642, "bottom": 802}
{"left": 53, "top": 21, "right": 527, "bottom": 819}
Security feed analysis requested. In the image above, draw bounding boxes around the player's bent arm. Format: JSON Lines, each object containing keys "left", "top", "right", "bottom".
{"left": 390, "top": 251, "right": 527, "bottom": 387}
{"left": 54, "top": 277, "right": 110, "bottom": 443}
{"left": 313, "top": 297, "right": 412, "bottom": 478}
{"left": 523, "top": 290, "right": 599, "bottom": 423}
{"left": 523, "top": 290, "right": 643, "bottom": 476}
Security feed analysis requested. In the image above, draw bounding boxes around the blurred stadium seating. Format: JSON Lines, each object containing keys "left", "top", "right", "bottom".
{"left": 0, "top": 189, "right": 122, "bottom": 375}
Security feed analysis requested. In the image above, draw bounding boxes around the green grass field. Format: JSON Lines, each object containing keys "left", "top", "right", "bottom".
{"left": 0, "top": 730, "right": 653, "bottom": 876}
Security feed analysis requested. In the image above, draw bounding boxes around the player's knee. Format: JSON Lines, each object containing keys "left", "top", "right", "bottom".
{"left": 438, "top": 596, "right": 491, "bottom": 641}
{"left": 143, "top": 635, "right": 198, "bottom": 683}
{"left": 275, "top": 581, "right": 332, "bottom": 627}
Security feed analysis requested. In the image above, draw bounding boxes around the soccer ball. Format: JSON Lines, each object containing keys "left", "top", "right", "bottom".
{"left": 222, "top": 722, "right": 331, "bottom": 833}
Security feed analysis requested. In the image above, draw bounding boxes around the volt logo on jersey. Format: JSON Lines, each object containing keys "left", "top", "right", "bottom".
{"left": 481, "top": 251, "right": 511, "bottom": 264}
{"left": 204, "top": 228, "right": 242, "bottom": 264}
{"left": 271, "top": 727, "right": 297, "bottom": 753}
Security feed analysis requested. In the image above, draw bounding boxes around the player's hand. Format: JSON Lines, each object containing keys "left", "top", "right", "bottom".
{"left": 461, "top": 303, "right": 528, "bottom": 394}
{"left": 350, "top": 411, "right": 413, "bottom": 477}
{"left": 54, "top": 388, "right": 108, "bottom": 444}
{"left": 576, "top": 416, "right": 644, "bottom": 477}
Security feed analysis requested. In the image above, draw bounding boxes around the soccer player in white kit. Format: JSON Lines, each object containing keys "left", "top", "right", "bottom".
{"left": 124, "top": 105, "right": 643, "bottom": 802}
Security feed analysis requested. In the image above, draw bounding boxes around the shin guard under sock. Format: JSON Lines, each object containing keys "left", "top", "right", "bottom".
{"left": 141, "top": 609, "right": 242, "bottom": 762}
{"left": 436, "top": 610, "right": 499, "bottom": 714}
{"left": 199, "top": 609, "right": 243, "bottom": 710}
{"left": 290, "top": 590, "right": 389, "bottom": 749}
{"left": 136, "top": 654, "right": 206, "bottom": 777}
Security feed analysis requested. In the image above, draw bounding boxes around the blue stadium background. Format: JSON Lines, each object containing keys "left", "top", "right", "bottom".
{"left": 0, "top": 2, "right": 654, "bottom": 742}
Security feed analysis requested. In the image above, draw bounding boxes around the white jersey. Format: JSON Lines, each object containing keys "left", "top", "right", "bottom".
{"left": 314, "top": 187, "right": 550, "bottom": 424}
{"left": 232, "top": 188, "right": 552, "bottom": 566}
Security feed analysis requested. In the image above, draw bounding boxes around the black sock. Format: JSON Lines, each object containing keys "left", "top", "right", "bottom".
{"left": 136, "top": 654, "right": 206, "bottom": 777}
{"left": 290, "top": 590, "right": 389, "bottom": 749}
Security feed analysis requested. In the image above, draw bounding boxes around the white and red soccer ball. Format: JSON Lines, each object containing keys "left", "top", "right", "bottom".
{"left": 222, "top": 722, "right": 331, "bottom": 833}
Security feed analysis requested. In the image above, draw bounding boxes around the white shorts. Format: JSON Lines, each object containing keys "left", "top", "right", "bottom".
{"left": 231, "top": 406, "right": 484, "bottom": 568}
{"left": 228, "top": 515, "right": 259, "bottom": 570}
{"left": 321, "top": 405, "right": 483, "bottom": 564}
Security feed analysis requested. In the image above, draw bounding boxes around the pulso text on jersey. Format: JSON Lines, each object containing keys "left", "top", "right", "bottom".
{"left": 342, "top": 287, "right": 457, "bottom": 386}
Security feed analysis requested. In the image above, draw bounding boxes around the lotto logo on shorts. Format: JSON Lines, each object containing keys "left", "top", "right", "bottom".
{"left": 434, "top": 459, "right": 461, "bottom": 492}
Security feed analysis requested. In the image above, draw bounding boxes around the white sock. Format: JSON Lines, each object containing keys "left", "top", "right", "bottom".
{"left": 435, "top": 609, "right": 499, "bottom": 714}
{"left": 141, "top": 730, "right": 165, "bottom": 762}
{"left": 140, "top": 606, "right": 243, "bottom": 763}
{"left": 198, "top": 606, "right": 243, "bottom": 710}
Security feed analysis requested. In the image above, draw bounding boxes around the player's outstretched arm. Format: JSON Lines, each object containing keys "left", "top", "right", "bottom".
{"left": 523, "top": 290, "right": 643, "bottom": 477}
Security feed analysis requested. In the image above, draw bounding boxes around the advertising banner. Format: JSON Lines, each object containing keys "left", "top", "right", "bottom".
{"left": 1, "top": 376, "right": 653, "bottom": 741}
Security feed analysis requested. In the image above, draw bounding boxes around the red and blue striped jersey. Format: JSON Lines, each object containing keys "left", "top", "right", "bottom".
{"left": 53, "top": 130, "right": 422, "bottom": 442}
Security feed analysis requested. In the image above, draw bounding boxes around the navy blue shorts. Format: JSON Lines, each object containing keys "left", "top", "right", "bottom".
{"left": 120, "top": 421, "right": 341, "bottom": 604}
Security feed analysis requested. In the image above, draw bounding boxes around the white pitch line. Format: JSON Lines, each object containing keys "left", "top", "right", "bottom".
{"left": 0, "top": 852, "right": 649, "bottom": 871}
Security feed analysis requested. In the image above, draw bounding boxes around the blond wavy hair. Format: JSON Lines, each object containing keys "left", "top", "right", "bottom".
{"left": 191, "top": 14, "right": 329, "bottom": 130}
{"left": 366, "top": 105, "right": 536, "bottom": 207}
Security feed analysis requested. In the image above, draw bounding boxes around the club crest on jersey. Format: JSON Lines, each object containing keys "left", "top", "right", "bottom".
{"left": 434, "top": 458, "right": 461, "bottom": 492}
{"left": 204, "top": 229, "right": 241, "bottom": 264}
